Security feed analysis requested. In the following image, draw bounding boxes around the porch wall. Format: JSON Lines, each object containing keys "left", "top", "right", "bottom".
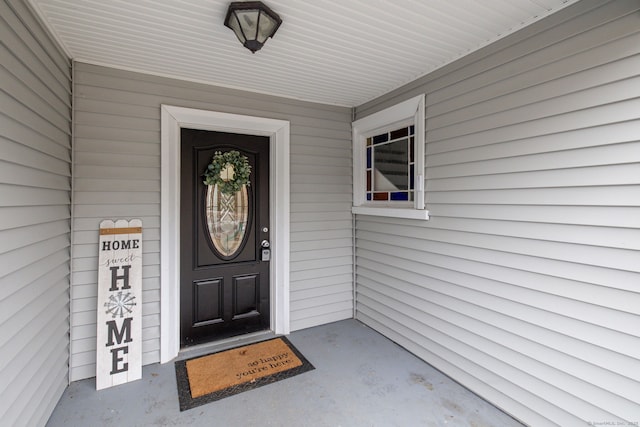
{"left": 354, "top": 0, "right": 640, "bottom": 425}
{"left": 70, "top": 63, "right": 353, "bottom": 381}
{"left": 0, "top": 0, "right": 72, "bottom": 426}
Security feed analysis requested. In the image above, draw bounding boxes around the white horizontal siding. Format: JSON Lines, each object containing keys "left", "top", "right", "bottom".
{"left": 0, "top": 0, "right": 71, "bottom": 426}
{"left": 30, "top": 0, "right": 579, "bottom": 107}
{"left": 354, "top": 0, "right": 640, "bottom": 425}
{"left": 70, "top": 62, "right": 353, "bottom": 380}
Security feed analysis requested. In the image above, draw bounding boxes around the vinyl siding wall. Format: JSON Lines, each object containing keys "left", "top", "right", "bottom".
{"left": 0, "top": 1, "right": 72, "bottom": 426}
{"left": 70, "top": 62, "right": 353, "bottom": 380}
{"left": 354, "top": 0, "right": 640, "bottom": 425}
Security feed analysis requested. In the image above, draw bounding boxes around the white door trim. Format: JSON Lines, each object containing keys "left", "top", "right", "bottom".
{"left": 160, "top": 105, "right": 290, "bottom": 363}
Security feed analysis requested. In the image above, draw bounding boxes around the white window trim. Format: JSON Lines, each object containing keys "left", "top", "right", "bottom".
{"left": 352, "top": 94, "right": 429, "bottom": 220}
{"left": 160, "top": 105, "right": 290, "bottom": 363}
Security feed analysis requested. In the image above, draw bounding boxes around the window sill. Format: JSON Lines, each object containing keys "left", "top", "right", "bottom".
{"left": 352, "top": 206, "right": 430, "bottom": 220}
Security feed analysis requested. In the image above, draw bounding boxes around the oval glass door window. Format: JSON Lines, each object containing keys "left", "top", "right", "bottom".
{"left": 205, "top": 184, "right": 249, "bottom": 257}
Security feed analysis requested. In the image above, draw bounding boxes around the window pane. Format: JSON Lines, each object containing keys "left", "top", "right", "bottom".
{"left": 373, "top": 133, "right": 389, "bottom": 144}
{"left": 373, "top": 138, "right": 409, "bottom": 191}
{"left": 410, "top": 164, "right": 415, "bottom": 190}
{"left": 390, "top": 192, "right": 409, "bottom": 201}
{"left": 206, "top": 184, "right": 249, "bottom": 257}
{"left": 390, "top": 127, "right": 408, "bottom": 139}
{"left": 410, "top": 136, "right": 415, "bottom": 163}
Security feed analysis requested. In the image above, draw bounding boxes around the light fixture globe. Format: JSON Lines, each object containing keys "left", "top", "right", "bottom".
{"left": 224, "top": 1, "right": 282, "bottom": 53}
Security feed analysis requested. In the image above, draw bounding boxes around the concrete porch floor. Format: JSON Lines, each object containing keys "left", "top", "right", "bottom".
{"left": 47, "top": 320, "right": 525, "bottom": 426}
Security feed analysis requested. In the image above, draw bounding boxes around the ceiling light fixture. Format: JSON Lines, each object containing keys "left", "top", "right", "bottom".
{"left": 224, "top": 1, "right": 282, "bottom": 53}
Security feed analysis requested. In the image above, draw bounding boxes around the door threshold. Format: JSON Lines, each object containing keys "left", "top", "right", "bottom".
{"left": 176, "top": 330, "right": 278, "bottom": 361}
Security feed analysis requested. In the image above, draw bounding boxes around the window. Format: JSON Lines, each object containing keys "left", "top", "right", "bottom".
{"left": 366, "top": 125, "right": 414, "bottom": 202}
{"left": 352, "top": 94, "right": 429, "bottom": 220}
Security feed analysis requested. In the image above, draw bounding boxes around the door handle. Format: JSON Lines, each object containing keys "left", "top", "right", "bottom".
{"left": 260, "top": 240, "right": 271, "bottom": 261}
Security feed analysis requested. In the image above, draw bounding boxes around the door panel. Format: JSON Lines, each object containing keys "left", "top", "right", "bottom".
{"left": 180, "top": 128, "right": 270, "bottom": 347}
{"left": 232, "top": 274, "right": 260, "bottom": 319}
{"left": 193, "top": 279, "right": 223, "bottom": 326}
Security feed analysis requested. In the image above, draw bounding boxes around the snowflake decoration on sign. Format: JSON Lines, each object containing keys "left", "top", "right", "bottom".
{"left": 105, "top": 291, "right": 137, "bottom": 318}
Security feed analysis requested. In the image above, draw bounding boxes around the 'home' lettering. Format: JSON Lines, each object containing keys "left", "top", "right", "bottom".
{"left": 110, "top": 347, "right": 129, "bottom": 374}
{"left": 109, "top": 265, "right": 131, "bottom": 291}
{"left": 105, "top": 318, "right": 133, "bottom": 347}
{"left": 106, "top": 318, "right": 133, "bottom": 375}
{"left": 102, "top": 239, "right": 140, "bottom": 251}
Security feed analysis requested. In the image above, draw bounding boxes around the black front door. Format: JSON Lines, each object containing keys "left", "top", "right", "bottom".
{"left": 180, "top": 128, "right": 270, "bottom": 347}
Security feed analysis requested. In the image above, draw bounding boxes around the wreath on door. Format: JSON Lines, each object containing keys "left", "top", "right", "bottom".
{"left": 203, "top": 150, "right": 251, "bottom": 194}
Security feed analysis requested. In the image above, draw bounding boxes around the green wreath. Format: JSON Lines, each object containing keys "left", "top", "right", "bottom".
{"left": 203, "top": 150, "right": 251, "bottom": 194}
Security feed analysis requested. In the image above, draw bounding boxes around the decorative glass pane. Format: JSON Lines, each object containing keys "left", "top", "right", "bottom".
{"left": 373, "top": 133, "right": 389, "bottom": 144}
{"left": 390, "top": 127, "right": 409, "bottom": 139}
{"left": 410, "top": 164, "right": 415, "bottom": 190}
{"left": 390, "top": 192, "right": 409, "bottom": 201}
{"left": 365, "top": 125, "right": 415, "bottom": 202}
{"left": 373, "top": 139, "right": 409, "bottom": 191}
{"left": 410, "top": 137, "right": 415, "bottom": 163}
{"left": 206, "top": 184, "right": 249, "bottom": 257}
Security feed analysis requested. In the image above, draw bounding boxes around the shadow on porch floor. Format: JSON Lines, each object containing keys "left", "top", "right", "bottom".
{"left": 47, "top": 319, "right": 524, "bottom": 427}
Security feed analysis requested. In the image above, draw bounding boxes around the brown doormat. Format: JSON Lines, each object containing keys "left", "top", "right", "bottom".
{"left": 175, "top": 337, "right": 314, "bottom": 411}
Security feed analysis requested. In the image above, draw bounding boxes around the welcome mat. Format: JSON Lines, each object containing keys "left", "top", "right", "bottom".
{"left": 175, "top": 337, "right": 314, "bottom": 411}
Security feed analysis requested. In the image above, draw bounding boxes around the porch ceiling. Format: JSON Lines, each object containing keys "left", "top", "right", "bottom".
{"left": 29, "top": 0, "right": 577, "bottom": 107}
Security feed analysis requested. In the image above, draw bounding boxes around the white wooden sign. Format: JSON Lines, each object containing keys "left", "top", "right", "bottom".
{"left": 96, "top": 219, "right": 142, "bottom": 390}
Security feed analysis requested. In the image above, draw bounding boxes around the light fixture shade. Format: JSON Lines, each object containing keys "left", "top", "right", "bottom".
{"left": 224, "top": 1, "right": 282, "bottom": 53}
